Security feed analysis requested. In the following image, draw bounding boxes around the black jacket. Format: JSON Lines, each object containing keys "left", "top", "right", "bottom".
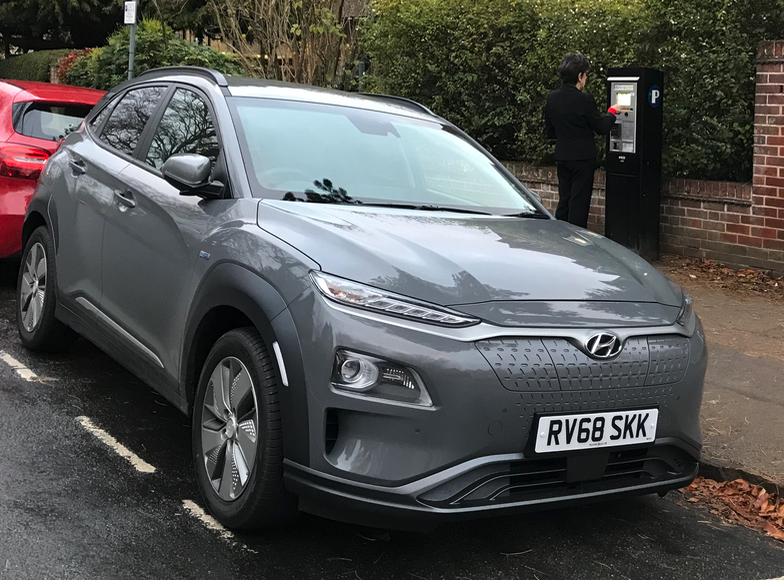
{"left": 544, "top": 84, "right": 616, "bottom": 161}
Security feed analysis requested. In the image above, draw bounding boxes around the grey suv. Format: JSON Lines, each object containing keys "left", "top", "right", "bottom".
{"left": 18, "top": 67, "right": 706, "bottom": 531}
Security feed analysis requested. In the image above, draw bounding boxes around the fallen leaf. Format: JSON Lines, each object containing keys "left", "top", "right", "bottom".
{"left": 764, "top": 523, "right": 784, "bottom": 542}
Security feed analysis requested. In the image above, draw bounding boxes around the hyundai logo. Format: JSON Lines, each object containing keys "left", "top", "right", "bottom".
{"left": 585, "top": 332, "right": 623, "bottom": 359}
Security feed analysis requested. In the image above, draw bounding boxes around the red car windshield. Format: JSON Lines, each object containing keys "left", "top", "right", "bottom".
{"left": 13, "top": 101, "right": 95, "bottom": 142}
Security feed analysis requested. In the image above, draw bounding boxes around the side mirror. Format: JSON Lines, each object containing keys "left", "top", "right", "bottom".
{"left": 161, "top": 154, "right": 223, "bottom": 199}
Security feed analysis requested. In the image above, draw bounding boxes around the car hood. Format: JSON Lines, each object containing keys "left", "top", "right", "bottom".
{"left": 257, "top": 200, "right": 682, "bottom": 317}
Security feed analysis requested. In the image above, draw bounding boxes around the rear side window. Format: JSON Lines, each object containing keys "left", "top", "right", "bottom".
{"left": 144, "top": 88, "right": 219, "bottom": 169}
{"left": 99, "top": 87, "right": 167, "bottom": 156}
{"left": 12, "top": 102, "right": 94, "bottom": 141}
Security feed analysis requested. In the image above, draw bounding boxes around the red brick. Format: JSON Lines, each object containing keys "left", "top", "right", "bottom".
{"left": 737, "top": 235, "right": 764, "bottom": 247}
{"left": 688, "top": 218, "right": 702, "bottom": 228}
{"left": 762, "top": 238, "right": 784, "bottom": 251}
{"left": 762, "top": 195, "right": 784, "bottom": 208}
{"left": 768, "top": 74, "right": 784, "bottom": 84}
{"left": 756, "top": 165, "right": 779, "bottom": 176}
{"left": 757, "top": 84, "right": 784, "bottom": 94}
{"left": 725, "top": 213, "right": 741, "bottom": 224}
{"left": 751, "top": 226, "right": 779, "bottom": 239}
{"left": 756, "top": 145, "right": 780, "bottom": 155}
{"left": 753, "top": 204, "right": 780, "bottom": 217}
{"left": 755, "top": 125, "right": 780, "bottom": 136}
{"left": 766, "top": 136, "right": 784, "bottom": 147}
{"left": 753, "top": 186, "right": 779, "bottom": 197}
{"left": 741, "top": 214, "right": 766, "bottom": 226}
{"left": 722, "top": 233, "right": 738, "bottom": 244}
{"left": 758, "top": 73, "right": 770, "bottom": 84}
{"left": 765, "top": 217, "right": 784, "bottom": 229}
{"left": 765, "top": 156, "right": 784, "bottom": 166}
{"left": 768, "top": 94, "right": 784, "bottom": 105}
{"left": 758, "top": 63, "right": 784, "bottom": 73}
{"left": 755, "top": 174, "right": 769, "bottom": 186}
{"left": 758, "top": 105, "right": 783, "bottom": 115}
{"left": 726, "top": 204, "right": 752, "bottom": 215}
{"left": 727, "top": 223, "right": 751, "bottom": 235}
{"left": 685, "top": 208, "right": 708, "bottom": 219}
{"left": 765, "top": 176, "right": 784, "bottom": 187}
{"left": 678, "top": 199, "right": 702, "bottom": 209}
{"left": 703, "top": 220, "right": 726, "bottom": 232}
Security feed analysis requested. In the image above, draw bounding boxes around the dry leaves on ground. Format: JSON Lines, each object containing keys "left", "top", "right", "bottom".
{"left": 657, "top": 255, "right": 784, "bottom": 299}
{"left": 682, "top": 477, "right": 784, "bottom": 542}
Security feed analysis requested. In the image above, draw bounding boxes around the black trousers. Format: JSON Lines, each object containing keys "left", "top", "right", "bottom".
{"left": 555, "top": 159, "right": 596, "bottom": 229}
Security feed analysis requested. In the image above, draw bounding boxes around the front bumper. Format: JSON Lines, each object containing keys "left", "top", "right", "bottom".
{"left": 276, "top": 288, "right": 707, "bottom": 528}
{"left": 284, "top": 438, "right": 699, "bottom": 531}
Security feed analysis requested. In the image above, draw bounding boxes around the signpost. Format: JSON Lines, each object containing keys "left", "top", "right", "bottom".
{"left": 125, "top": 1, "right": 137, "bottom": 80}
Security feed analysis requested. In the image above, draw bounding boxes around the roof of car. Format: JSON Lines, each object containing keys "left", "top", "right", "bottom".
{"left": 0, "top": 79, "right": 105, "bottom": 104}
{"left": 136, "top": 66, "right": 438, "bottom": 121}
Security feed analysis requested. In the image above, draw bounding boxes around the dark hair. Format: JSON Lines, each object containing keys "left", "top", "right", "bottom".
{"left": 558, "top": 53, "right": 590, "bottom": 85}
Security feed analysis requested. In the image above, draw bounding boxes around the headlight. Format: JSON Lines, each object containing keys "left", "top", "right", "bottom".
{"left": 676, "top": 292, "right": 693, "bottom": 326}
{"left": 668, "top": 278, "right": 694, "bottom": 326}
{"left": 332, "top": 350, "right": 433, "bottom": 407}
{"left": 311, "top": 271, "right": 479, "bottom": 327}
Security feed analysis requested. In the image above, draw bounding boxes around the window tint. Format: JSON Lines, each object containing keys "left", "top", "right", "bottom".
{"left": 15, "top": 103, "right": 94, "bottom": 141}
{"left": 145, "top": 89, "right": 219, "bottom": 170}
{"left": 100, "top": 87, "right": 167, "bottom": 156}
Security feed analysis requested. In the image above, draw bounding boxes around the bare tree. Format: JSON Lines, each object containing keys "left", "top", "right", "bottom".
{"left": 209, "top": 0, "right": 365, "bottom": 87}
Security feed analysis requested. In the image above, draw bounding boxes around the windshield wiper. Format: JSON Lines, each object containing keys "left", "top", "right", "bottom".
{"left": 357, "top": 202, "right": 497, "bottom": 215}
{"left": 504, "top": 209, "right": 551, "bottom": 219}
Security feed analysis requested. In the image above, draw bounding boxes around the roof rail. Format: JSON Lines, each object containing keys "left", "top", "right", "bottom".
{"left": 137, "top": 66, "right": 229, "bottom": 87}
{"left": 359, "top": 93, "right": 434, "bottom": 115}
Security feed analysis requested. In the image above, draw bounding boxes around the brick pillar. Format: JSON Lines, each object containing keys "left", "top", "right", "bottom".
{"left": 753, "top": 41, "right": 784, "bottom": 253}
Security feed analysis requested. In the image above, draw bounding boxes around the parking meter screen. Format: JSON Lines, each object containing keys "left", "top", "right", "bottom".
{"left": 617, "top": 93, "right": 632, "bottom": 107}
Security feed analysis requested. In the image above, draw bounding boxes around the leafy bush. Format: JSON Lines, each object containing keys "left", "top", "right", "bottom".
{"left": 57, "top": 49, "right": 94, "bottom": 83}
{"left": 0, "top": 50, "right": 69, "bottom": 83}
{"left": 66, "top": 19, "right": 244, "bottom": 91}
{"left": 363, "top": 0, "right": 784, "bottom": 181}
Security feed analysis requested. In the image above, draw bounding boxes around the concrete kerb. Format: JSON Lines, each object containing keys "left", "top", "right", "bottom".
{"left": 698, "top": 456, "right": 784, "bottom": 496}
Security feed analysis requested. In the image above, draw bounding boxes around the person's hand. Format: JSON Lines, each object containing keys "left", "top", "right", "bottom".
{"left": 611, "top": 103, "right": 622, "bottom": 113}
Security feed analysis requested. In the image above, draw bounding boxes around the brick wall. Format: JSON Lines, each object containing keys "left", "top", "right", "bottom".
{"left": 503, "top": 40, "right": 784, "bottom": 274}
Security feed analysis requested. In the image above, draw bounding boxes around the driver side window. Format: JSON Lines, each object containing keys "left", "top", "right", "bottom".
{"left": 145, "top": 88, "right": 219, "bottom": 170}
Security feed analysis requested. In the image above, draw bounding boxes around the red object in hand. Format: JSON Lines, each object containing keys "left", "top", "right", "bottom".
{"left": 608, "top": 107, "right": 618, "bottom": 115}
{"left": 0, "top": 79, "right": 104, "bottom": 258}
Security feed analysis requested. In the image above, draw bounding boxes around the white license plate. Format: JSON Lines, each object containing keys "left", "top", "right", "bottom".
{"left": 534, "top": 409, "right": 658, "bottom": 453}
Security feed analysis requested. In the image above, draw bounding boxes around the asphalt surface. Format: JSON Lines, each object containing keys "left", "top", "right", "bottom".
{"left": 0, "top": 259, "right": 782, "bottom": 580}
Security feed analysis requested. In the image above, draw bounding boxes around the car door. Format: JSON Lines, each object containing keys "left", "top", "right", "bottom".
{"left": 99, "top": 86, "right": 223, "bottom": 389}
{"left": 55, "top": 87, "right": 167, "bottom": 305}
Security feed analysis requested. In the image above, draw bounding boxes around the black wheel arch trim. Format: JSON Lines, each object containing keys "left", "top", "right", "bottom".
{"left": 181, "top": 261, "right": 310, "bottom": 466}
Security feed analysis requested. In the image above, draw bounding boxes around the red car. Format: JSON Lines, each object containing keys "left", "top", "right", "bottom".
{"left": 0, "top": 80, "right": 104, "bottom": 258}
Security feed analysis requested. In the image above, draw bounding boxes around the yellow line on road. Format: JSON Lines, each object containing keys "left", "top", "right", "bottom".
{"left": 76, "top": 416, "right": 156, "bottom": 473}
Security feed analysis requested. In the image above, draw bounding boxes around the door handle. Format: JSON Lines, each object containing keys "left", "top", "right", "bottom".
{"left": 69, "top": 159, "right": 86, "bottom": 175}
{"left": 114, "top": 190, "right": 137, "bottom": 209}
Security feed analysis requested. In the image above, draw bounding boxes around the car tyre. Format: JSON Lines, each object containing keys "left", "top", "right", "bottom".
{"left": 193, "top": 327, "right": 298, "bottom": 529}
{"left": 17, "top": 226, "right": 78, "bottom": 352}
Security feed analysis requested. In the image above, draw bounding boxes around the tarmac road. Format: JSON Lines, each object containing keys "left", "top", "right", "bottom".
{"left": 0, "top": 259, "right": 782, "bottom": 580}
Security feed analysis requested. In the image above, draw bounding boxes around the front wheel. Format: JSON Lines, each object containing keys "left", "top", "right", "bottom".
{"left": 192, "top": 327, "right": 297, "bottom": 529}
{"left": 17, "top": 226, "right": 78, "bottom": 352}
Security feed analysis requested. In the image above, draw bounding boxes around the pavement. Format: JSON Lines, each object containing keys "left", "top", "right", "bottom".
{"left": 0, "top": 258, "right": 783, "bottom": 579}
{"left": 660, "top": 265, "right": 784, "bottom": 488}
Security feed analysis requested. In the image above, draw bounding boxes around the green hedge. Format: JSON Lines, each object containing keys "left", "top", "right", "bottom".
{"left": 0, "top": 50, "right": 69, "bottom": 83}
{"left": 67, "top": 19, "right": 243, "bottom": 91}
{"left": 362, "top": 0, "right": 784, "bottom": 181}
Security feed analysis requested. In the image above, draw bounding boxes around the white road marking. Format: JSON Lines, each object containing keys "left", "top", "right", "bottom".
{"left": 182, "top": 500, "right": 257, "bottom": 553}
{"left": 75, "top": 416, "right": 156, "bottom": 473}
{"left": 0, "top": 351, "right": 38, "bottom": 381}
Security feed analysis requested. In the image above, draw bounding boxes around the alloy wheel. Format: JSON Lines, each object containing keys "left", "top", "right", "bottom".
{"left": 200, "top": 356, "right": 259, "bottom": 501}
{"left": 19, "top": 242, "right": 47, "bottom": 333}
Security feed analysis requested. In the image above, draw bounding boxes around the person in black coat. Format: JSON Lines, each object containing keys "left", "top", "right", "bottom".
{"left": 545, "top": 53, "right": 619, "bottom": 228}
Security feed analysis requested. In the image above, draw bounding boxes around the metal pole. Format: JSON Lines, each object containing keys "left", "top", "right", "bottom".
{"left": 128, "top": 21, "right": 137, "bottom": 80}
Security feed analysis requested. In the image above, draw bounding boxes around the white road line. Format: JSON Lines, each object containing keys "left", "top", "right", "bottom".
{"left": 75, "top": 416, "right": 156, "bottom": 473}
{"left": 181, "top": 500, "right": 257, "bottom": 553}
{"left": 0, "top": 351, "right": 38, "bottom": 381}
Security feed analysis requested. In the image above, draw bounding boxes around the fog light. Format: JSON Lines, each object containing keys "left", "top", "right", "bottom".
{"left": 331, "top": 350, "right": 432, "bottom": 407}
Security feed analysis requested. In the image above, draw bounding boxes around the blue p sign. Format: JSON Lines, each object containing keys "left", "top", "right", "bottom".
{"left": 648, "top": 85, "right": 661, "bottom": 108}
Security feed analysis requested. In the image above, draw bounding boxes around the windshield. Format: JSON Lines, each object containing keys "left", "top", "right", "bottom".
{"left": 229, "top": 97, "right": 538, "bottom": 213}
{"left": 13, "top": 102, "right": 94, "bottom": 141}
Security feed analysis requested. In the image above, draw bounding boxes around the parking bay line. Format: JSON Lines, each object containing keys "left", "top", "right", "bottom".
{"left": 0, "top": 351, "right": 38, "bottom": 381}
{"left": 76, "top": 416, "right": 156, "bottom": 474}
{"left": 182, "top": 500, "right": 256, "bottom": 553}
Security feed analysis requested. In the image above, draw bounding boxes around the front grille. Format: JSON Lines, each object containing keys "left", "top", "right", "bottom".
{"left": 418, "top": 445, "right": 695, "bottom": 509}
{"left": 477, "top": 335, "right": 689, "bottom": 392}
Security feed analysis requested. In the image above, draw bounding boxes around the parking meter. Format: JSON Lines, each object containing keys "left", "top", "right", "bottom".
{"left": 605, "top": 68, "right": 664, "bottom": 261}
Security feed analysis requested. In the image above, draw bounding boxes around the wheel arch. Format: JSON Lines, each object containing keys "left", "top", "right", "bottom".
{"left": 182, "top": 262, "right": 310, "bottom": 465}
